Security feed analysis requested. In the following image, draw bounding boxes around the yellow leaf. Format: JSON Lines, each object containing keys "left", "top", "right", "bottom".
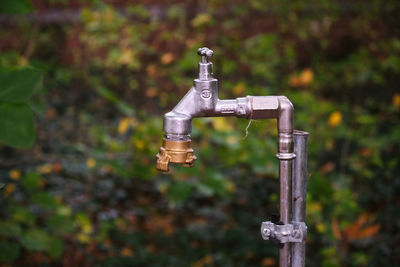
{"left": 309, "top": 202, "right": 322, "bottom": 214}
{"left": 52, "top": 162, "right": 62, "bottom": 173}
{"left": 227, "top": 135, "right": 238, "bottom": 145}
{"left": 225, "top": 180, "right": 236, "bottom": 193}
{"left": 118, "top": 117, "right": 133, "bottom": 134}
{"left": 121, "top": 247, "right": 134, "bottom": 257}
{"left": 289, "top": 68, "right": 314, "bottom": 87}
{"left": 331, "top": 218, "right": 341, "bottom": 240}
{"left": 192, "top": 255, "right": 213, "bottom": 267}
{"left": 77, "top": 233, "right": 90, "bottom": 243}
{"left": 158, "top": 182, "right": 169, "bottom": 195}
{"left": 146, "top": 64, "right": 157, "bottom": 77}
{"left": 319, "top": 161, "right": 335, "bottom": 174}
{"left": 55, "top": 195, "right": 62, "bottom": 204}
{"left": 191, "top": 13, "right": 211, "bottom": 27}
{"left": 115, "top": 218, "right": 128, "bottom": 231}
{"left": 393, "top": 93, "right": 400, "bottom": 108}
{"left": 343, "top": 213, "right": 380, "bottom": 241}
{"left": 57, "top": 206, "right": 72, "bottom": 216}
{"left": 146, "top": 244, "right": 156, "bottom": 253}
{"left": 4, "top": 184, "right": 16, "bottom": 196}
{"left": 261, "top": 257, "right": 276, "bottom": 266}
{"left": 185, "top": 38, "right": 196, "bottom": 48}
{"left": 233, "top": 83, "right": 245, "bottom": 96}
{"left": 9, "top": 169, "right": 21, "bottom": 180}
{"left": 299, "top": 68, "right": 314, "bottom": 85}
{"left": 135, "top": 140, "right": 145, "bottom": 150}
{"left": 361, "top": 148, "right": 372, "bottom": 157}
{"left": 145, "top": 88, "right": 158, "bottom": 98}
{"left": 104, "top": 6, "right": 114, "bottom": 23}
{"left": 245, "top": 251, "right": 254, "bottom": 259}
{"left": 316, "top": 222, "right": 326, "bottom": 233}
{"left": 355, "top": 224, "right": 380, "bottom": 240}
{"left": 328, "top": 111, "right": 342, "bottom": 127}
{"left": 119, "top": 48, "right": 134, "bottom": 65}
{"left": 37, "top": 164, "right": 52, "bottom": 174}
{"left": 86, "top": 158, "right": 96, "bottom": 169}
{"left": 161, "top": 53, "right": 175, "bottom": 65}
{"left": 289, "top": 75, "right": 301, "bottom": 87}
{"left": 212, "top": 117, "right": 233, "bottom": 131}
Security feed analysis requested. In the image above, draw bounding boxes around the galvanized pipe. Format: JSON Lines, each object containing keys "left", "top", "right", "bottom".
{"left": 291, "top": 131, "right": 309, "bottom": 267}
{"left": 276, "top": 97, "right": 295, "bottom": 267}
{"left": 279, "top": 159, "right": 292, "bottom": 267}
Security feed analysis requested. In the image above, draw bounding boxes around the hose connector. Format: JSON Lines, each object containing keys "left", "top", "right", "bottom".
{"left": 156, "top": 138, "right": 197, "bottom": 172}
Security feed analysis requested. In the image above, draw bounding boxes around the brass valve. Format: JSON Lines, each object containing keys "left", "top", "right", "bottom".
{"left": 156, "top": 139, "right": 197, "bottom": 172}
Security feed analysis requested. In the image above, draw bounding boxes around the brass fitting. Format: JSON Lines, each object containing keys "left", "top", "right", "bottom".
{"left": 156, "top": 139, "right": 196, "bottom": 172}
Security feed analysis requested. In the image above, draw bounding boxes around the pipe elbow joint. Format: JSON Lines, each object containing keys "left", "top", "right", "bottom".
{"left": 277, "top": 96, "right": 295, "bottom": 156}
{"left": 163, "top": 111, "right": 193, "bottom": 137}
{"left": 278, "top": 96, "right": 294, "bottom": 133}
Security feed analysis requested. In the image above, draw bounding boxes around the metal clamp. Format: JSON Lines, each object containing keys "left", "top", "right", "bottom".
{"left": 261, "top": 221, "right": 307, "bottom": 243}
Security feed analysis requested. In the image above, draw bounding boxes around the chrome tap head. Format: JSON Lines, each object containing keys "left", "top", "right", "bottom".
{"left": 197, "top": 47, "right": 214, "bottom": 80}
{"left": 197, "top": 47, "right": 213, "bottom": 63}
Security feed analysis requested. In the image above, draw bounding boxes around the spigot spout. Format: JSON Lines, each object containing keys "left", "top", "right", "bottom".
{"left": 156, "top": 138, "right": 196, "bottom": 172}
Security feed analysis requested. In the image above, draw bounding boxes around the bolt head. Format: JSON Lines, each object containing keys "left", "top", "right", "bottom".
{"left": 263, "top": 228, "right": 270, "bottom": 237}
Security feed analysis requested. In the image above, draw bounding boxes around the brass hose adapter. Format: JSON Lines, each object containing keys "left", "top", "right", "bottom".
{"left": 156, "top": 139, "right": 197, "bottom": 172}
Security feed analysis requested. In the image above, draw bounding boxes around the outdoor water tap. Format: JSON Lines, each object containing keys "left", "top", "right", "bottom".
{"left": 156, "top": 47, "right": 294, "bottom": 173}
{"left": 156, "top": 47, "right": 308, "bottom": 267}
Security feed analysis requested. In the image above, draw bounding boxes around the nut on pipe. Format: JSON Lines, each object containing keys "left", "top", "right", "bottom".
{"left": 156, "top": 139, "right": 197, "bottom": 172}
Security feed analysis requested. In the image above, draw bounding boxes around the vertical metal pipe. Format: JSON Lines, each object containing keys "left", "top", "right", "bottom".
{"left": 291, "top": 130, "right": 309, "bottom": 267}
{"left": 279, "top": 159, "right": 293, "bottom": 267}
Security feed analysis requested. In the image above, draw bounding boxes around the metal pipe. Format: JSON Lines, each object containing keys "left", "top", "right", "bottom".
{"left": 279, "top": 159, "right": 292, "bottom": 267}
{"left": 291, "top": 131, "right": 309, "bottom": 267}
{"left": 276, "top": 97, "right": 295, "bottom": 267}
{"left": 157, "top": 47, "right": 303, "bottom": 267}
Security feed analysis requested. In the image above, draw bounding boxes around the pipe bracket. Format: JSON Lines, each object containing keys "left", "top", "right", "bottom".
{"left": 276, "top": 153, "right": 296, "bottom": 160}
{"left": 261, "top": 221, "right": 307, "bottom": 243}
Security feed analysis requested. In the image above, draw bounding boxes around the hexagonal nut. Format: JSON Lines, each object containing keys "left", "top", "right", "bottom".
{"left": 250, "top": 96, "right": 279, "bottom": 119}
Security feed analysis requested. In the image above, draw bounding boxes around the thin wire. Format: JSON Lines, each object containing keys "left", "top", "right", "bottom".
{"left": 244, "top": 97, "right": 254, "bottom": 139}
{"left": 244, "top": 118, "right": 253, "bottom": 139}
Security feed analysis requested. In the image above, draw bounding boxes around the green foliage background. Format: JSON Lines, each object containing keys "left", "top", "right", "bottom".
{"left": 0, "top": 0, "right": 399, "bottom": 266}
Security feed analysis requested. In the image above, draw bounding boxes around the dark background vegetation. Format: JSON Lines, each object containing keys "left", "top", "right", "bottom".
{"left": 0, "top": 0, "right": 399, "bottom": 266}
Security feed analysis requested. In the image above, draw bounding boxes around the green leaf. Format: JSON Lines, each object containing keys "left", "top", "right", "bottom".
{"left": 47, "top": 237, "right": 64, "bottom": 259}
{"left": 20, "top": 229, "right": 63, "bottom": 258}
{"left": 21, "top": 172, "right": 41, "bottom": 192}
{"left": 0, "top": 221, "right": 22, "bottom": 238}
{"left": 31, "top": 192, "right": 58, "bottom": 210}
{"left": 167, "top": 182, "right": 193, "bottom": 204}
{"left": 0, "top": 0, "right": 32, "bottom": 15}
{"left": 0, "top": 68, "right": 42, "bottom": 102}
{"left": 11, "top": 206, "right": 35, "bottom": 225}
{"left": 0, "top": 103, "right": 34, "bottom": 148}
{"left": 48, "top": 215, "right": 76, "bottom": 235}
{"left": 20, "top": 229, "right": 50, "bottom": 252}
{"left": 0, "top": 240, "right": 20, "bottom": 263}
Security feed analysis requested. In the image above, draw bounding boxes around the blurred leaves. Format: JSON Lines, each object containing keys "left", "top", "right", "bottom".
{"left": 0, "top": 103, "right": 34, "bottom": 148}
{"left": 0, "top": 1, "right": 399, "bottom": 266}
{"left": 0, "top": 68, "right": 41, "bottom": 102}
{"left": 0, "top": 0, "right": 32, "bottom": 15}
{"left": 0, "top": 240, "right": 20, "bottom": 263}
{"left": 0, "top": 67, "right": 42, "bottom": 148}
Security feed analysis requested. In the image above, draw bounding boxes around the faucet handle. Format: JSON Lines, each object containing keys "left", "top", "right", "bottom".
{"left": 197, "top": 47, "right": 213, "bottom": 63}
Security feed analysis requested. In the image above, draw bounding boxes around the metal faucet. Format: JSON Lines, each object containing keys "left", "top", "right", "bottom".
{"left": 156, "top": 47, "right": 309, "bottom": 267}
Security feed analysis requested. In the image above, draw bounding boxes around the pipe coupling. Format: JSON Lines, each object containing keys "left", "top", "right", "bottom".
{"left": 156, "top": 139, "right": 197, "bottom": 172}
